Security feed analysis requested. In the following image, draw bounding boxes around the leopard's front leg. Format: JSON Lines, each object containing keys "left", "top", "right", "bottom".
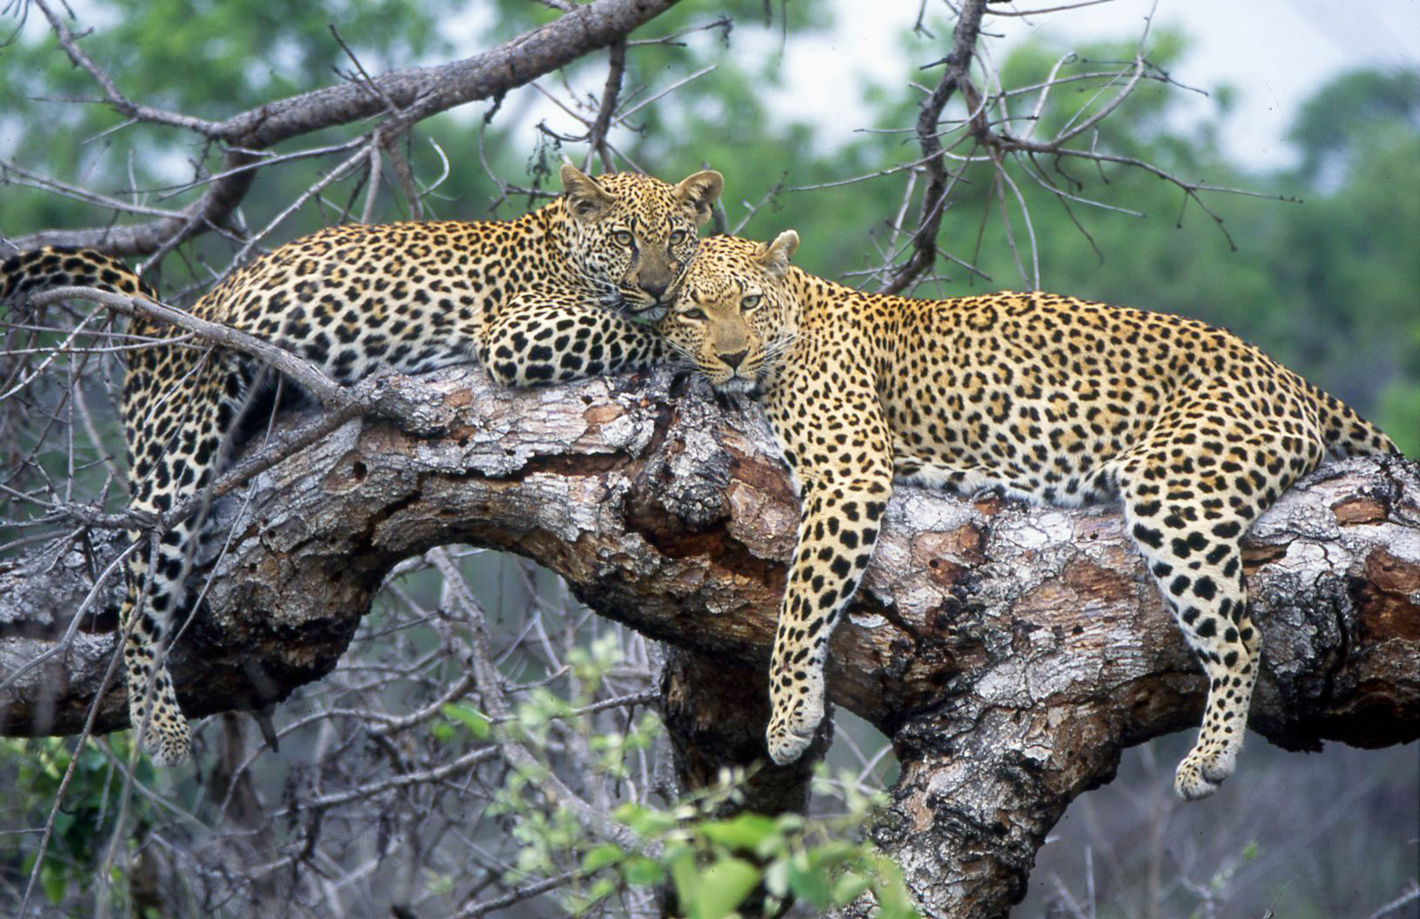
{"left": 765, "top": 470, "right": 894, "bottom": 764}
{"left": 483, "top": 291, "right": 670, "bottom": 388}
{"left": 762, "top": 376, "right": 894, "bottom": 765}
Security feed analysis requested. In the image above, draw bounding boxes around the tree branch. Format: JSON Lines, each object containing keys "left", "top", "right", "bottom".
{"left": 8, "top": 0, "right": 680, "bottom": 256}
{"left": 1, "top": 368, "right": 1416, "bottom": 917}
{"left": 880, "top": 0, "right": 988, "bottom": 295}
{"left": 587, "top": 39, "right": 628, "bottom": 173}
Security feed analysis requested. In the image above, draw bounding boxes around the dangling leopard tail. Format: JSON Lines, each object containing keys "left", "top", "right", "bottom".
{"left": 3, "top": 246, "right": 195, "bottom": 765}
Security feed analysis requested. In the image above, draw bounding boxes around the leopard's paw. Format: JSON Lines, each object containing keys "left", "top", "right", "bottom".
{"left": 1173, "top": 741, "right": 1238, "bottom": 801}
{"left": 766, "top": 673, "right": 825, "bottom": 765}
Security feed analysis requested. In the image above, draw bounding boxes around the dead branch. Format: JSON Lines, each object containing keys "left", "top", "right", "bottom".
{"left": 587, "top": 39, "right": 629, "bottom": 173}
{"left": 879, "top": 0, "right": 988, "bottom": 295}
{"left": 6, "top": 0, "right": 679, "bottom": 257}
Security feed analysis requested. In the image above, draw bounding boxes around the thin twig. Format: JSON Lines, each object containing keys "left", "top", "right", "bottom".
{"left": 586, "top": 39, "right": 627, "bottom": 173}
{"left": 880, "top": 0, "right": 989, "bottom": 295}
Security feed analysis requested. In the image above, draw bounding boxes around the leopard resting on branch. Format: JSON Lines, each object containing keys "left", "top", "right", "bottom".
{"left": 0, "top": 164, "right": 723, "bottom": 766}
{"left": 503, "top": 227, "right": 1402, "bottom": 800}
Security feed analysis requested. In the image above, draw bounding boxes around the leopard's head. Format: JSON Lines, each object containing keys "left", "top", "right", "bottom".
{"left": 559, "top": 165, "right": 723, "bottom": 319}
{"left": 660, "top": 230, "right": 800, "bottom": 395}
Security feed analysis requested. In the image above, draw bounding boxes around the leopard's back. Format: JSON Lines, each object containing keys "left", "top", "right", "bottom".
{"left": 867, "top": 289, "right": 1393, "bottom": 505}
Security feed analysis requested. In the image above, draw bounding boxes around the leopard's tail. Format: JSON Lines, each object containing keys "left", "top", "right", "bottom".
{"left": 1309, "top": 382, "right": 1401, "bottom": 459}
{"left": 1, "top": 246, "right": 156, "bottom": 302}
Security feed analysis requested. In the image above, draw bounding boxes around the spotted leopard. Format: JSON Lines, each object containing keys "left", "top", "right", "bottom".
{"left": 0, "top": 164, "right": 723, "bottom": 766}
{"left": 651, "top": 230, "right": 1399, "bottom": 800}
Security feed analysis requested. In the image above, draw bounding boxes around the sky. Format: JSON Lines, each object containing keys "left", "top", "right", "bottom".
{"left": 777, "top": 0, "right": 1420, "bottom": 169}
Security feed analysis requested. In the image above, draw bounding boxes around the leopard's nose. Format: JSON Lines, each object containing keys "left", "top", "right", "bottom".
{"left": 639, "top": 279, "right": 669, "bottom": 301}
{"left": 720, "top": 349, "right": 748, "bottom": 370}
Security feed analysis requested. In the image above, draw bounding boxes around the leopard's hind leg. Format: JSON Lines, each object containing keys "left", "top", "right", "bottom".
{"left": 1113, "top": 397, "right": 1324, "bottom": 799}
{"left": 1121, "top": 486, "right": 1258, "bottom": 799}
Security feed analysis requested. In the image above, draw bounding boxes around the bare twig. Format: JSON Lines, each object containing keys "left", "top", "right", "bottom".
{"left": 880, "top": 0, "right": 989, "bottom": 294}
{"left": 1366, "top": 884, "right": 1420, "bottom": 919}
{"left": 586, "top": 39, "right": 627, "bottom": 173}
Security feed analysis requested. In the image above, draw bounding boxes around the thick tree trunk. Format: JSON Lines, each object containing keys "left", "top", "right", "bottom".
{"left": 2, "top": 367, "right": 1417, "bottom": 916}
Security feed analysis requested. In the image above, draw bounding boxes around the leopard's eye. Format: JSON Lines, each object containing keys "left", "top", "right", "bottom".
{"left": 669, "top": 229, "right": 688, "bottom": 245}
{"left": 741, "top": 294, "right": 762, "bottom": 311}
{"left": 612, "top": 230, "right": 633, "bottom": 246}
{"left": 681, "top": 307, "right": 708, "bottom": 322}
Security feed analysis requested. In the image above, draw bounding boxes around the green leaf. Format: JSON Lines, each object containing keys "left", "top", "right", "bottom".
{"left": 787, "top": 851, "right": 832, "bottom": 908}
{"left": 700, "top": 813, "right": 780, "bottom": 851}
{"left": 41, "top": 862, "right": 66, "bottom": 906}
{"left": 581, "top": 844, "right": 624, "bottom": 873}
{"left": 694, "top": 856, "right": 761, "bottom": 919}
{"left": 614, "top": 802, "right": 677, "bottom": 837}
{"left": 869, "top": 856, "right": 919, "bottom": 919}
{"left": 440, "top": 703, "right": 491, "bottom": 739}
{"left": 831, "top": 870, "right": 871, "bottom": 905}
{"left": 669, "top": 850, "right": 701, "bottom": 916}
{"left": 584, "top": 877, "right": 616, "bottom": 906}
{"left": 806, "top": 839, "right": 858, "bottom": 870}
{"left": 623, "top": 856, "right": 666, "bottom": 887}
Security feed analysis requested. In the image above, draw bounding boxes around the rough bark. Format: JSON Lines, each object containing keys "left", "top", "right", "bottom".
{"left": 1, "top": 367, "right": 1417, "bottom": 917}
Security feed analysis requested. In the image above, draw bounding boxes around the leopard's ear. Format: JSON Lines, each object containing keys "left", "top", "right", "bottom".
{"left": 560, "top": 164, "right": 616, "bottom": 222}
{"left": 757, "top": 230, "right": 800, "bottom": 280}
{"left": 673, "top": 169, "right": 724, "bottom": 226}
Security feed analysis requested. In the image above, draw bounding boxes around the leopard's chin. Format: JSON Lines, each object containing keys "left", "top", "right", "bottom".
{"left": 614, "top": 291, "right": 669, "bottom": 322}
{"left": 714, "top": 376, "right": 758, "bottom": 396}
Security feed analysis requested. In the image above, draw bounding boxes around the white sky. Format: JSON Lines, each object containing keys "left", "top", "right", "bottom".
{"left": 778, "top": 0, "right": 1420, "bottom": 169}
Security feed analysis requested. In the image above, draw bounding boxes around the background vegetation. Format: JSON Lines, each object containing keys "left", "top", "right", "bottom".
{"left": 2, "top": 1, "right": 1416, "bottom": 917}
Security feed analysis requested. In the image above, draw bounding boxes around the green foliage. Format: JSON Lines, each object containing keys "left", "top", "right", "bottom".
{"left": 0, "top": 736, "right": 153, "bottom": 910}
{"left": 579, "top": 773, "right": 917, "bottom": 919}
{"left": 470, "top": 633, "right": 915, "bottom": 918}
{"left": 1288, "top": 69, "right": 1420, "bottom": 182}
{"left": 1266, "top": 95, "right": 1420, "bottom": 453}
{"left": 440, "top": 702, "right": 491, "bottom": 739}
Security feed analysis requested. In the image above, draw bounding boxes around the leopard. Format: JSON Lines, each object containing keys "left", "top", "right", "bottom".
{"left": 0, "top": 164, "right": 723, "bottom": 766}
{"left": 650, "top": 229, "right": 1400, "bottom": 800}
